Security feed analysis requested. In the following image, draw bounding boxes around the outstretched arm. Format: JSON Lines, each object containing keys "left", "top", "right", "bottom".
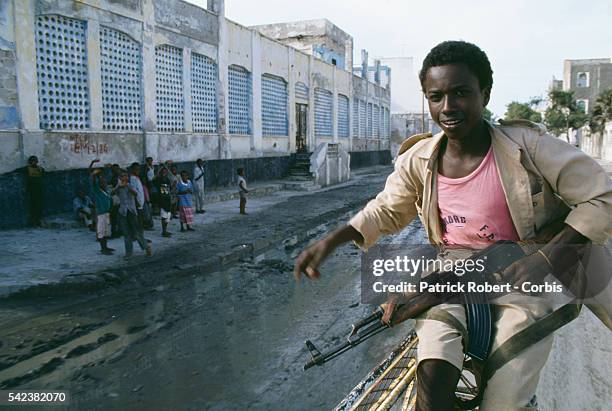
{"left": 294, "top": 225, "right": 363, "bottom": 281}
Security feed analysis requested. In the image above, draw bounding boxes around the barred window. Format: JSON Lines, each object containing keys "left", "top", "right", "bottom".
{"left": 359, "top": 100, "right": 366, "bottom": 138}
{"left": 228, "top": 65, "right": 251, "bottom": 134}
{"left": 367, "top": 103, "right": 373, "bottom": 137}
{"left": 352, "top": 99, "right": 359, "bottom": 137}
{"left": 373, "top": 104, "right": 380, "bottom": 138}
{"left": 314, "top": 88, "right": 333, "bottom": 137}
{"left": 191, "top": 52, "right": 217, "bottom": 133}
{"left": 35, "top": 15, "right": 89, "bottom": 130}
{"left": 155, "top": 45, "right": 184, "bottom": 132}
{"left": 384, "top": 107, "right": 390, "bottom": 138}
{"left": 100, "top": 26, "right": 142, "bottom": 131}
{"left": 338, "top": 94, "right": 349, "bottom": 138}
{"left": 261, "top": 74, "right": 288, "bottom": 136}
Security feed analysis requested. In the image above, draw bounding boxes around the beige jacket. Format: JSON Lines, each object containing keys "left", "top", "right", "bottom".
{"left": 349, "top": 120, "right": 612, "bottom": 328}
{"left": 350, "top": 120, "right": 612, "bottom": 248}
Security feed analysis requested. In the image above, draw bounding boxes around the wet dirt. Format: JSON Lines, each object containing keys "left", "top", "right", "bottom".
{"left": 0, "top": 215, "right": 427, "bottom": 410}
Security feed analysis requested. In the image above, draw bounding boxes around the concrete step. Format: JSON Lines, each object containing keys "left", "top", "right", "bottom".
{"left": 288, "top": 170, "right": 312, "bottom": 177}
{"left": 282, "top": 180, "right": 321, "bottom": 191}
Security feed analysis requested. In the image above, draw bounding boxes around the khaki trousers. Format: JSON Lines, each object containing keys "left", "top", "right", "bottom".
{"left": 415, "top": 295, "right": 554, "bottom": 410}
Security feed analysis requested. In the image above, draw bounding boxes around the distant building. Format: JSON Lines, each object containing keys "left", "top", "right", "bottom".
{"left": 563, "top": 58, "right": 612, "bottom": 114}
{"left": 359, "top": 56, "right": 440, "bottom": 157}
{"left": 251, "top": 19, "right": 353, "bottom": 70}
{"left": 0, "top": 0, "right": 390, "bottom": 228}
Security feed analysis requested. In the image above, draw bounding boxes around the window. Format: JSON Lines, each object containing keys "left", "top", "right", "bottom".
{"left": 228, "top": 65, "right": 251, "bottom": 134}
{"left": 261, "top": 74, "right": 288, "bottom": 136}
{"left": 314, "top": 88, "right": 333, "bottom": 137}
{"left": 352, "top": 99, "right": 359, "bottom": 137}
{"left": 337, "top": 94, "right": 349, "bottom": 138}
{"left": 576, "top": 99, "right": 588, "bottom": 114}
{"left": 100, "top": 26, "right": 142, "bottom": 131}
{"left": 367, "top": 103, "right": 373, "bottom": 137}
{"left": 373, "top": 104, "right": 380, "bottom": 138}
{"left": 191, "top": 52, "right": 217, "bottom": 133}
{"left": 576, "top": 72, "right": 589, "bottom": 88}
{"left": 35, "top": 15, "right": 89, "bottom": 130}
{"left": 155, "top": 45, "right": 184, "bottom": 132}
{"left": 359, "top": 100, "right": 366, "bottom": 138}
{"left": 384, "top": 108, "right": 390, "bottom": 139}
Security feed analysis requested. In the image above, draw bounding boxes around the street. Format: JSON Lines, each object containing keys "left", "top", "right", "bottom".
{"left": 0, "top": 168, "right": 425, "bottom": 410}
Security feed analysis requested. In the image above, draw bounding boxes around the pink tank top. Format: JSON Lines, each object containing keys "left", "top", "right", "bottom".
{"left": 437, "top": 146, "right": 519, "bottom": 247}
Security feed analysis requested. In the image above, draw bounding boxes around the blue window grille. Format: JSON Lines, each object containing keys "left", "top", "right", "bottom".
{"left": 261, "top": 74, "right": 288, "bottom": 136}
{"left": 155, "top": 44, "right": 184, "bottom": 132}
{"left": 295, "top": 81, "right": 309, "bottom": 101}
{"left": 384, "top": 107, "right": 390, "bottom": 138}
{"left": 228, "top": 65, "right": 251, "bottom": 134}
{"left": 35, "top": 15, "right": 89, "bottom": 130}
{"left": 338, "top": 94, "right": 349, "bottom": 138}
{"left": 191, "top": 52, "right": 217, "bottom": 133}
{"left": 359, "top": 100, "right": 366, "bottom": 138}
{"left": 367, "top": 103, "right": 373, "bottom": 137}
{"left": 314, "top": 88, "right": 333, "bottom": 137}
{"left": 100, "top": 26, "right": 142, "bottom": 131}
{"left": 352, "top": 99, "right": 359, "bottom": 137}
{"left": 373, "top": 104, "right": 380, "bottom": 138}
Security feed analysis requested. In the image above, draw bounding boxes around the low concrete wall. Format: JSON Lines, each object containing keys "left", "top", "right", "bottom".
{"left": 349, "top": 150, "right": 391, "bottom": 169}
{"left": 0, "top": 154, "right": 296, "bottom": 229}
{"left": 579, "top": 121, "right": 612, "bottom": 161}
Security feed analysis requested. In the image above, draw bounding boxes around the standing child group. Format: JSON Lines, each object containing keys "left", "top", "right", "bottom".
{"left": 25, "top": 156, "right": 255, "bottom": 258}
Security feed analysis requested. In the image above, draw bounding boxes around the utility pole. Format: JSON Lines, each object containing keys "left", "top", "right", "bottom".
{"left": 421, "top": 92, "right": 426, "bottom": 133}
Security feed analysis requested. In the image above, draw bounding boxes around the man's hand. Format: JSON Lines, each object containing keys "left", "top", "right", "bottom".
{"left": 503, "top": 252, "right": 552, "bottom": 294}
{"left": 380, "top": 300, "right": 398, "bottom": 325}
{"left": 294, "top": 225, "right": 364, "bottom": 282}
{"left": 294, "top": 239, "right": 333, "bottom": 281}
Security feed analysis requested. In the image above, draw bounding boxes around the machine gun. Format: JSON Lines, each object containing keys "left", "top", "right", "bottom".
{"left": 304, "top": 239, "right": 540, "bottom": 370}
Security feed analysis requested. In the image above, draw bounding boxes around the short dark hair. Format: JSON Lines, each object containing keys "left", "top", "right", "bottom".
{"left": 237, "top": 168, "right": 244, "bottom": 174}
{"left": 419, "top": 41, "right": 493, "bottom": 91}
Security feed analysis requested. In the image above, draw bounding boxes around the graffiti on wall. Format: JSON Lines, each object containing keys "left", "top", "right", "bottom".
{"left": 69, "top": 134, "right": 110, "bottom": 155}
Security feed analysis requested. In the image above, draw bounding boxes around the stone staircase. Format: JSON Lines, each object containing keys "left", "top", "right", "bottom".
{"left": 283, "top": 152, "right": 321, "bottom": 191}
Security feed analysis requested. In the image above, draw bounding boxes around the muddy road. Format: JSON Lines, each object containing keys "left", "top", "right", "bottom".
{"left": 0, "top": 212, "right": 427, "bottom": 410}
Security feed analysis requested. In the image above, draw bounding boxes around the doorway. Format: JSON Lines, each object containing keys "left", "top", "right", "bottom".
{"left": 295, "top": 103, "right": 308, "bottom": 153}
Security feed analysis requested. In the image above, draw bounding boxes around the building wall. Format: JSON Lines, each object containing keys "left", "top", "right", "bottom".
{"left": 0, "top": 0, "right": 390, "bottom": 228}
{"left": 563, "top": 58, "right": 612, "bottom": 114}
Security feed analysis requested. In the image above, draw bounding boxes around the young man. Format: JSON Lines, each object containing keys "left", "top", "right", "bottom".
{"left": 129, "top": 162, "right": 150, "bottom": 231}
{"left": 237, "top": 168, "right": 249, "bottom": 215}
{"left": 294, "top": 41, "right": 612, "bottom": 410}
{"left": 112, "top": 170, "right": 152, "bottom": 258}
{"left": 25, "top": 155, "right": 44, "bottom": 227}
{"left": 176, "top": 170, "right": 195, "bottom": 232}
{"left": 193, "top": 158, "right": 206, "bottom": 214}
{"left": 154, "top": 166, "right": 173, "bottom": 237}
{"left": 89, "top": 159, "right": 114, "bottom": 255}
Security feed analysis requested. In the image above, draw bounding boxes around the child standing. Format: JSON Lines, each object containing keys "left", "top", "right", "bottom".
{"left": 154, "top": 166, "right": 173, "bottom": 237}
{"left": 177, "top": 171, "right": 195, "bottom": 232}
{"left": 112, "top": 170, "right": 152, "bottom": 259}
{"left": 90, "top": 159, "right": 114, "bottom": 255}
{"left": 237, "top": 168, "right": 249, "bottom": 215}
